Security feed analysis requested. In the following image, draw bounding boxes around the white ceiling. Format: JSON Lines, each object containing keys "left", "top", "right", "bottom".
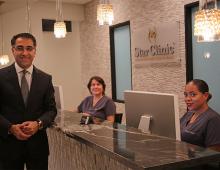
{"left": 0, "top": 0, "right": 93, "bottom": 14}
{"left": 46, "top": 0, "right": 92, "bottom": 3}
{"left": 1, "top": 0, "right": 92, "bottom": 4}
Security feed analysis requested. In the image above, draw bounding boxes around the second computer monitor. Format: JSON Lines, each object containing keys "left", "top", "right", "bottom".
{"left": 53, "top": 85, "right": 64, "bottom": 111}
{"left": 124, "top": 90, "right": 180, "bottom": 140}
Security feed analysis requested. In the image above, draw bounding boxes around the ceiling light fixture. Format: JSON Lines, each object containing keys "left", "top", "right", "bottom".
{"left": 97, "top": 0, "right": 114, "bottom": 26}
{"left": 0, "top": 14, "right": 9, "bottom": 66}
{"left": 194, "top": 0, "right": 220, "bottom": 42}
{"left": 54, "top": 0, "right": 66, "bottom": 38}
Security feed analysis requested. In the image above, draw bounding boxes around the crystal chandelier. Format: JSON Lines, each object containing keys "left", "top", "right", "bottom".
{"left": 0, "top": 15, "right": 9, "bottom": 66}
{"left": 194, "top": 0, "right": 220, "bottom": 42}
{"left": 97, "top": 0, "right": 114, "bottom": 26}
{"left": 0, "top": 55, "right": 9, "bottom": 65}
{"left": 54, "top": 0, "right": 66, "bottom": 38}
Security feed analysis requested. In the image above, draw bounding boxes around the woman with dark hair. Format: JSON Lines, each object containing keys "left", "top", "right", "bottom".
{"left": 181, "top": 79, "right": 220, "bottom": 151}
{"left": 77, "top": 76, "right": 115, "bottom": 123}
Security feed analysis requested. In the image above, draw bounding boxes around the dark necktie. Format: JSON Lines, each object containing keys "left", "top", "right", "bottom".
{"left": 21, "top": 70, "right": 29, "bottom": 105}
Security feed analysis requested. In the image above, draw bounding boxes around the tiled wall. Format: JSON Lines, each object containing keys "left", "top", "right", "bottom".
{"left": 80, "top": 0, "right": 197, "bottom": 119}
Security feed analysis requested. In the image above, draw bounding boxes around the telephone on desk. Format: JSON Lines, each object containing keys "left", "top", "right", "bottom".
{"left": 80, "top": 115, "right": 93, "bottom": 125}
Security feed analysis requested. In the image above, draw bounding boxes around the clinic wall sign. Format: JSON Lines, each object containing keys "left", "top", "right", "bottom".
{"left": 133, "top": 22, "right": 179, "bottom": 64}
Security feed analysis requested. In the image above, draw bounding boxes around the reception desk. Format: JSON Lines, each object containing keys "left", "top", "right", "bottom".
{"left": 48, "top": 111, "right": 220, "bottom": 170}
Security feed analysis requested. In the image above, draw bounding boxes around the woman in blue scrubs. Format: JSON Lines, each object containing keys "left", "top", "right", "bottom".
{"left": 78, "top": 76, "right": 116, "bottom": 123}
{"left": 181, "top": 79, "right": 220, "bottom": 152}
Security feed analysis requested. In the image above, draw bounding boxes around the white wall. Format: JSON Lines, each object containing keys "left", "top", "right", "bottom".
{"left": 0, "top": 1, "right": 83, "bottom": 110}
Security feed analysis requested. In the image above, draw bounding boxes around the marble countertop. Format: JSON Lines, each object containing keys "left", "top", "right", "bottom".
{"left": 53, "top": 110, "right": 220, "bottom": 170}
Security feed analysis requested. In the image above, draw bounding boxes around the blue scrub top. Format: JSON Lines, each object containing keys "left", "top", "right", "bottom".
{"left": 180, "top": 107, "right": 220, "bottom": 147}
{"left": 78, "top": 95, "right": 116, "bottom": 120}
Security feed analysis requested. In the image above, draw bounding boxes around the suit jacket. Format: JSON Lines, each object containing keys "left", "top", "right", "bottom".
{"left": 0, "top": 63, "right": 57, "bottom": 158}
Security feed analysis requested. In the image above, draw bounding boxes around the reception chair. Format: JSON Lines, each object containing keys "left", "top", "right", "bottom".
{"left": 115, "top": 113, "right": 123, "bottom": 124}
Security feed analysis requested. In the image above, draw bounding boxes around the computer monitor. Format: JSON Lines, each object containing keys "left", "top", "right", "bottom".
{"left": 53, "top": 85, "right": 64, "bottom": 111}
{"left": 124, "top": 90, "right": 180, "bottom": 140}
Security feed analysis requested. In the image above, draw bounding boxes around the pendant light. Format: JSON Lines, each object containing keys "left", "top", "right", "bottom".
{"left": 97, "top": 0, "right": 114, "bottom": 26}
{"left": 54, "top": 0, "right": 66, "bottom": 38}
{"left": 0, "top": 14, "right": 9, "bottom": 66}
{"left": 194, "top": 0, "right": 220, "bottom": 42}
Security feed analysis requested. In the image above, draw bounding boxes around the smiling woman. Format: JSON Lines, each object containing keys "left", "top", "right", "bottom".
{"left": 77, "top": 76, "right": 116, "bottom": 123}
{"left": 181, "top": 79, "right": 220, "bottom": 152}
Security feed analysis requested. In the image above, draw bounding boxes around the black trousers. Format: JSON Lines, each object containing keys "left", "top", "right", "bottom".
{"left": 180, "top": 163, "right": 220, "bottom": 170}
{"left": 0, "top": 152, "right": 48, "bottom": 170}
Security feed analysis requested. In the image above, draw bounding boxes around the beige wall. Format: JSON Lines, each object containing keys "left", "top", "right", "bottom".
{"left": 80, "top": 0, "right": 197, "bottom": 118}
{"left": 0, "top": 1, "right": 84, "bottom": 110}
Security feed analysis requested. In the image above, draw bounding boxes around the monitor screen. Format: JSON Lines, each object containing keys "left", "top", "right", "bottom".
{"left": 124, "top": 90, "right": 180, "bottom": 140}
{"left": 53, "top": 85, "right": 64, "bottom": 111}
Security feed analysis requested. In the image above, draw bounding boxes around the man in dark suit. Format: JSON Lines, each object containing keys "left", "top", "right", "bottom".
{"left": 0, "top": 33, "right": 57, "bottom": 170}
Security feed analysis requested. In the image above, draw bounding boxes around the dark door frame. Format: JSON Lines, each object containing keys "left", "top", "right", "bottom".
{"left": 109, "top": 21, "right": 132, "bottom": 103}
{"left": 184, "top": 1, "right": 199, "bottom": 82}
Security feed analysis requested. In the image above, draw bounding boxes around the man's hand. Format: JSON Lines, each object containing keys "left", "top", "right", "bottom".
{"left": 9, "top": 124, "right": 31, "bottom": 140}
{"left": 20, "top": 121, "right": 39, "bottom": 136}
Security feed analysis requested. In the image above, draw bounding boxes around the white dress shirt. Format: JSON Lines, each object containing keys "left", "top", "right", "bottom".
{"left": 15, "top": 63, "right": 33, "bottom": 91}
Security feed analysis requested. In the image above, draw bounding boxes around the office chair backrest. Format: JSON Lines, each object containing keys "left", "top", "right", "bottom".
{"left": 115, "top": 113, "right": 123, "bottom": 124}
